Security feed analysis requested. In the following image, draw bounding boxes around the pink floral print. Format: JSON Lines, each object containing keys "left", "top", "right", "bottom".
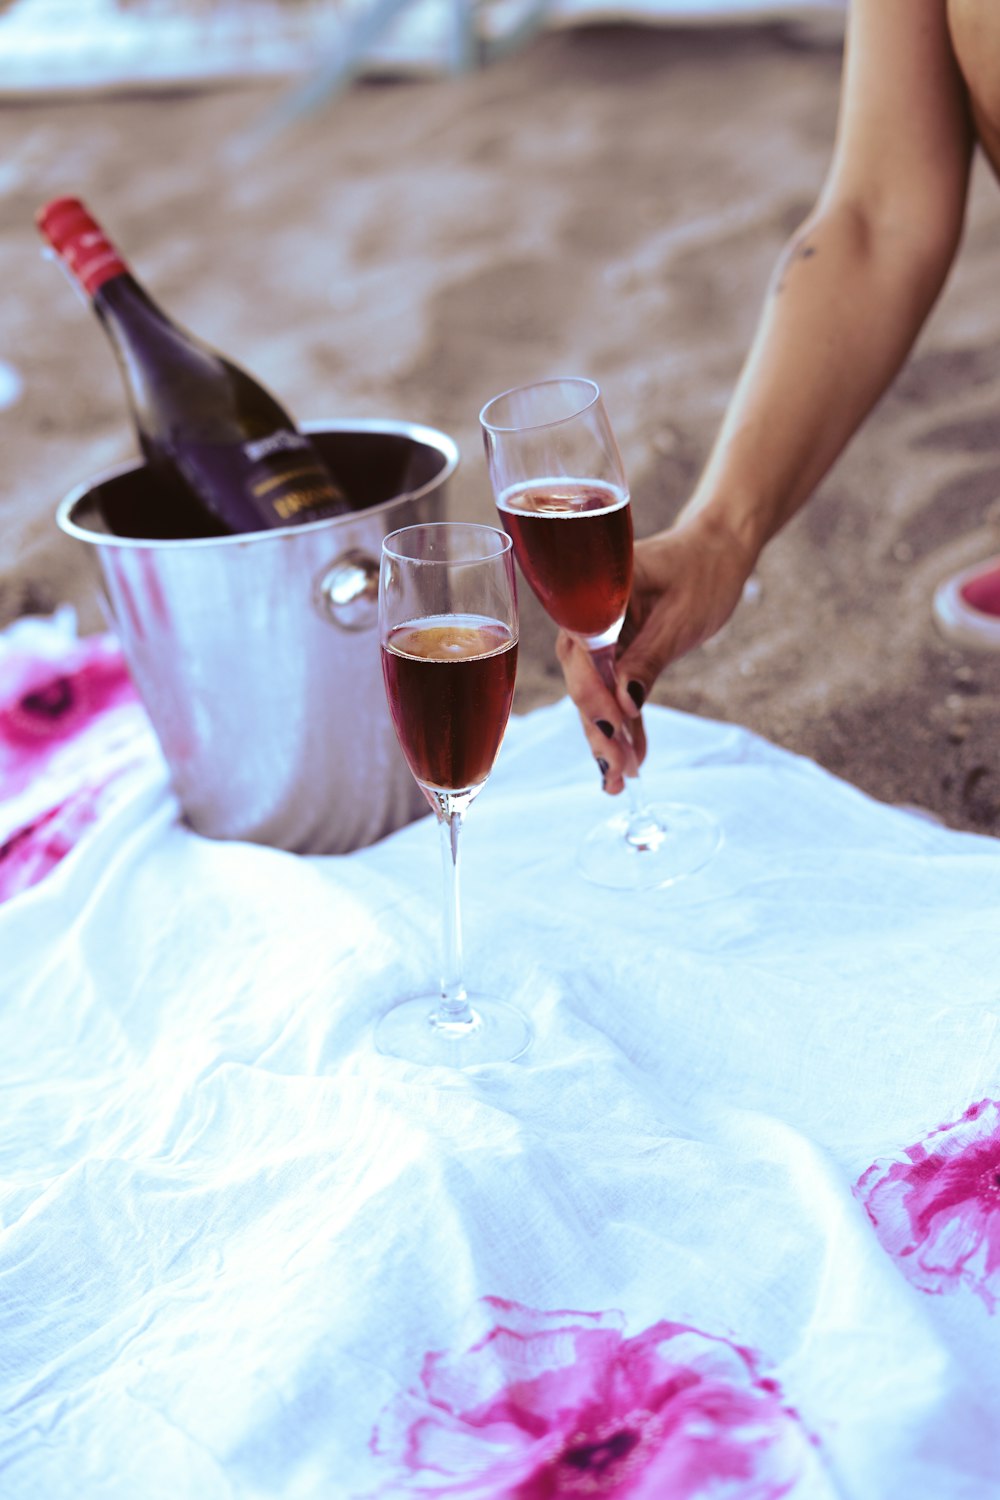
{"left": 1, "top": 625, "right": 134, "bottom": 778}
{"left": 2, "top": 784, "right": 117, "bottom": 901}
{"left": 369, "top": 1298, "right": 817, "bottom": 1498}
{"left": 0, "top": 616, "right": 156, "bottom": 903}
{"left": 856, "top": 1098, "right": 1000, "bottom": 1313}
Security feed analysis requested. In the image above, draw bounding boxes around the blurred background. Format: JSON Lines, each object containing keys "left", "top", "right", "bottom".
{"left": 4, "top": 0, "right": 1000, "bottom": 832}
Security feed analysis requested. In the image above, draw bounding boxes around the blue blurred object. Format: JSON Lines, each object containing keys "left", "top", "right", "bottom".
{"left": 256, "top": 0, "right": 555, "bottom": 141}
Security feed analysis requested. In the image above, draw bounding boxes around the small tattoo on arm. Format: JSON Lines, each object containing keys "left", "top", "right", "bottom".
{"left": 775, "top": 237, "right": 817, "bottom": 295}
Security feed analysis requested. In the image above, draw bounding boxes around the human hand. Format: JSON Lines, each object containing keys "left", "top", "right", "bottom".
{"left": 556, "top": 513, "right": 755, "bottom": 793}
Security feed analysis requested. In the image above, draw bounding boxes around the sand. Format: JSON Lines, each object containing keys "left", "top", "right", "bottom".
{"left": 2, "top": 18, "right": 999, "bottom": 833}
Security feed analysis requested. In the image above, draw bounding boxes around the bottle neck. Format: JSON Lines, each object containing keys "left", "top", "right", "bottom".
{"left": 53, "top": 226, "right": 129, "bottom": 300}
{"left": 38, "top": 200, "right": 226, "bottom": 386}
{"left": 36, "top": 199, "right": 157, "bottom": 315}
{"left": 90, "top": 269, "right": 164, "bottom": 324}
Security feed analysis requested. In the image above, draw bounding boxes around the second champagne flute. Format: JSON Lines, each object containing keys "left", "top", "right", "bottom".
{"left": 480, "top": 377, "right": 721, "bottom": 891}
{"left": 377, "top": 522, "right": 532, "bottom": 1067}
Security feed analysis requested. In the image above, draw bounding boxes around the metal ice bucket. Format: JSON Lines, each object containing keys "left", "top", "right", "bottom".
{"left": 57, "top": 420, "right": 458, "bottom": 854}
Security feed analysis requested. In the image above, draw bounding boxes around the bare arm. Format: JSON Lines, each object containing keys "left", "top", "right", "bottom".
{"left": 687, "top": 0, "right": 973, "bottom": 556}
{"left": 562, "top": 0, "right": 975, "bottom": 791}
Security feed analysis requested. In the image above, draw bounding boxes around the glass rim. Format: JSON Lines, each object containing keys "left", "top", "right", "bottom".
{"left": 381, "top": 519, "right": 513, "bottom": 564}
{"left": 478, "top": 377, "right": 601, "bottom": 434}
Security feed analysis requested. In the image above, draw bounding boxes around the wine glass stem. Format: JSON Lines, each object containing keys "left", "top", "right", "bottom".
{"left": 588, "top": 644, "right": 666, "bottom": 848}
{"left": 437, "top": 809, "right": 473, "bottom": 1024}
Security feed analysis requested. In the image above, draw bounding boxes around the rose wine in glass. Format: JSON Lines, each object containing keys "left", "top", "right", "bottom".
{"left": 480, "top": 378, "right": 721, "bottom": 891}
{"left": 377, "top": 522, "right": 532, "bottom": 1066}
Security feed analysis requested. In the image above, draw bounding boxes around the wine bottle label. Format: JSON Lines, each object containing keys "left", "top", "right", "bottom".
{"left": 177, "top": 430, "right": 349, "bottom": 530}
{"left": 244, "top": 430, "right": 310, "bottom": 463}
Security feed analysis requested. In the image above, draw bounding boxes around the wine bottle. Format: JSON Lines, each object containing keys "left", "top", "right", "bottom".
{"left": 36, "top": 196, "right": 352, "bottom": 539}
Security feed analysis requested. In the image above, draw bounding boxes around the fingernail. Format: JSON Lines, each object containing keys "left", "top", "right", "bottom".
{"left": 597, "top": 756, "right": 610, "bottom": 778}
{"left": 595, "top": 719, "right": 615, "bottom": 740}
{"left": 627, "top": 680, "right": 646, "bottom": 710}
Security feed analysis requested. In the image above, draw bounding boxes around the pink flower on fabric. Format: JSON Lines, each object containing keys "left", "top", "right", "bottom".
{"left": 856, "top": 1099, "right": 1000, "bottom": 1312}
{"left": 0, "top": 626, "right": 137, "bottom": 792}
{"left": 0, "top": 779, "right": 128, "bottom": 903}
{"left": 369, "top": 1299, "right": 816, "bottom": 1498}
{"left": 0, "top": 616, "right": 158, "bottom": 903}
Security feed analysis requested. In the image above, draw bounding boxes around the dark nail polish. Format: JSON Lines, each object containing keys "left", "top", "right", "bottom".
{"left": 597, "top": 757, "right": 610, "bottom": 778}
{"left": 596, "top": 719, "right": 615, "bottom": 740}
{"left": 627, "top": 680, "right": 646, "bottom": 710}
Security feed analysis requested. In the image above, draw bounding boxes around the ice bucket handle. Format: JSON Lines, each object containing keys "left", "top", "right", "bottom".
{"left": 313, "top": 548, "right": 381, "bottom": 632}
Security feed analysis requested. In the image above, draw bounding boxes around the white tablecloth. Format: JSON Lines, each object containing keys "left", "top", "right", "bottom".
{"left": 2, "top": 615, "right": 1000, "bottom": 1499}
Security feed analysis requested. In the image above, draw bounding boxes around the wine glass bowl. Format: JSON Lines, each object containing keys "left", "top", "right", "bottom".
{"left": 481, "top": 379, "right": 632, "bottom": 652}
{"left": 480, "top": 378, "right": 721, "bottom": 891}
{"left": 496, "top": 477, "right": 633, "bottom": 651}
{"left": 376, "top": 522, "right": 532, "bottom": 1066}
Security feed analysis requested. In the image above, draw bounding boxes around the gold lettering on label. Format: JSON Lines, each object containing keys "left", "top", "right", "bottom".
{"left": 252, "top": 465, "right": 326, "bottom": 498}
{"left": 272, "top": 485, "right": 334, "bottom": 520}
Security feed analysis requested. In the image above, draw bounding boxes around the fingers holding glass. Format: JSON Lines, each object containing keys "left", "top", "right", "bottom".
{"left": 555, "top": 629, "right": 641, "bottom": 791}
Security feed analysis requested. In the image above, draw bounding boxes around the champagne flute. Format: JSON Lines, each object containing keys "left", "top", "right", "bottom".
{"left": 376, "top": 521, "right": 532, "bottom": 1066}
{"left": 480, "top": 377, "right": 721, "bottom": 891}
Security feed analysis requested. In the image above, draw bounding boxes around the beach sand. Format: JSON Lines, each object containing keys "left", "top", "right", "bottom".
{"left": 2, "top": 18, "right": 999, "bottom": 833}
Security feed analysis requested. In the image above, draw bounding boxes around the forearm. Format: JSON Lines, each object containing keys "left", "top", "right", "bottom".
{"left": 566, "top": 0, "right": 977, "bottom": 748}
{"left": 678, "top": 195, "right": 964, "bottom": 564}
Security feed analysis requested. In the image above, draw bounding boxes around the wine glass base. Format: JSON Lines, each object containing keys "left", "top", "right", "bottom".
{"left": 375, "top": 993, "right": 532, "bottom": 1068}
{"left": 576, "top": 800, "right": 721, "bottom": 891}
